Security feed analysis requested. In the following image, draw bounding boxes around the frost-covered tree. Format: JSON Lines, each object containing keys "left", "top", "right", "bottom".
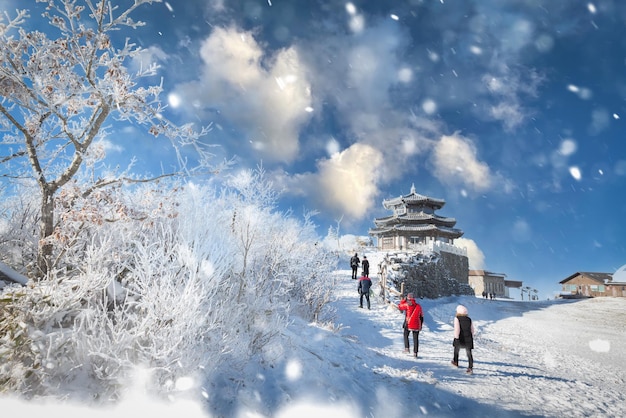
{"left": 225, "top": 167, "right": 336, "bottom": 326}
{"left": 0, "top": 174, "right": 336, "bottom": 400}
{"left": 0, "top": 0, "right": 213, "bottom": 276}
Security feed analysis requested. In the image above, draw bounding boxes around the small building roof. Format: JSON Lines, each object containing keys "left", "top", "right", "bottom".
{"left": 559, "top": 272, "right": 612, "bottom": 285}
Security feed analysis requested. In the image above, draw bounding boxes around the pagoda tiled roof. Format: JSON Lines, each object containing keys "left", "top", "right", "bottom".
{"left": 373, "top": 212, "right": 457, "bottom": 227}
{"left": 369, "top": 224, "right": 463, "bottom": 238}
{"left": 382, "top": 190, "right": 445, "bottom": 210}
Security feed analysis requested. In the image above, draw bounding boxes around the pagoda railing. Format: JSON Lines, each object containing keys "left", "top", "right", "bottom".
{"left": 407, "top": 241, "right": 467, "bottom": 256}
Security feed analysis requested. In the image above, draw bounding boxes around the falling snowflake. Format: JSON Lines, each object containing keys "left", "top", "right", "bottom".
{"left": 569, "top": 166, "right": 582, "bottom": 181}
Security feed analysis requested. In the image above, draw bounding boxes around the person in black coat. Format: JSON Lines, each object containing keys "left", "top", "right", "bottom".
{"left": 452, "top": 304, "right": 475, "bottom": 374}
{"left": 362, "top": 255, "right": 370, "bottom": 277}
{"left": 350, "top": 253, "right": 360, "bottom": 280}
{"left": 357, "top": 274, "right": 372, "bottom": 309}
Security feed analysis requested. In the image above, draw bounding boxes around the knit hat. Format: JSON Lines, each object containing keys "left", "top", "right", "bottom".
{"left": 456, "top": 305, "right": 468, "bottom": 315}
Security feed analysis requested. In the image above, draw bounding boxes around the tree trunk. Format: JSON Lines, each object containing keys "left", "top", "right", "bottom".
{"left": 37, "top": 187, "right": 55, "bottom": 277}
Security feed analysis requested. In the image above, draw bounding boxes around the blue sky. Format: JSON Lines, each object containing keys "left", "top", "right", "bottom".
{"left": 8, "top": 0, "right": 626, "bottom": 298}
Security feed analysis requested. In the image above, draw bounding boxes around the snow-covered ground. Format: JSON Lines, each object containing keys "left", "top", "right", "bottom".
{"left": 2, "top": 251, "right": 625, "bottom": 417}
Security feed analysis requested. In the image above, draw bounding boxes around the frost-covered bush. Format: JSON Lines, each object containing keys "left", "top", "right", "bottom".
{"left": 0, "top": 183, "right": 40, "bottom": 274}
{"left": 0, "top": 171, "right": 335, "bottom": 400}
{"left": 224, "top": 169, "right": 336, "bottom": 321}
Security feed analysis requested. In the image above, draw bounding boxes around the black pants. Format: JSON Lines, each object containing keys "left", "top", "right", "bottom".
{"left": 453, "top": 345, "right": 473, "bottom": 369}
{"left": 403, "top": 327, "right": 420, "bottom": 354}
{"left": 359, "top": 291, "right": 370, "bottom": 309}
{"left": 352, "top": 267, "right": 358, "bottom": 279}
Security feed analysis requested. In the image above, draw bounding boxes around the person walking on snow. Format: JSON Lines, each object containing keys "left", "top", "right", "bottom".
{"left": 398, "top": 293, "right": 424, "bottom": 357}
{"left": 361, "top": 255, "right": 370, "bottom": 277}
{"left": 357, "top": 273, "right": 372, "bottom": 309}
{"left": 350, "top": 253, "right": 360, "bottom": 280}
{"left": 452, "top": 304, "right": 475, "bottom": 374}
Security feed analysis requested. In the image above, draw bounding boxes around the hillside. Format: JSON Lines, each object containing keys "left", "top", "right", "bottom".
{"left": 1, "top": 252, "right": 625, "bottom": 417}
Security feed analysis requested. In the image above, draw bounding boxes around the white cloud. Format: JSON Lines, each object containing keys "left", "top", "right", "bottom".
{"left": 205, "top": 0, "right": 226, "bottom": 12}
{"left": 275, "top": 144, "right": 384, "bottom": 222}
{"left": 512, "top": 218, "right": 531, "bottom": 243}
{"left": 489, "top": 102, "right": 525, "bottom": 131}
{"left": 502, "top": 18, "right": 534, "bottom": 55}
{"left": 481, "top": 69, "right": 541, "bottom": 131}
{"left": 129, "top": 45, "right": 168, "bottom": 74}
{"left": 174, "top": 27, "right": 312, "bottom": 163}
{"left": 97, "top": 139, "right": 123, "bottom": 154}
{"left": 431, "top": 133, "right": 493, "bottom": 193}
{"left": 456, "top": 237, "right": 485, "bottom": 270}
{"left": 315, "top": 143, "right": 383, "bottom": 219}
{"left": 326, "top": 137, "right": 341, "bottom": 156}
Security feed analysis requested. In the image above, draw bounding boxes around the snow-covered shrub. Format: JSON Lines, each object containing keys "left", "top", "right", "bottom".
{"left": 0, "top": 173, "right": 336, "bottom": 400}
{"left": 225, "top": 168, "right": 336, "bottom": 325}
{"left": 0, "top": 286, "right": 39, "bottom": 393}
{"left": 0, "top": 183, "right": 40, "bottom": 274}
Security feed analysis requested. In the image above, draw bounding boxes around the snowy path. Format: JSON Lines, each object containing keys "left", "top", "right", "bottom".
{"left": 4, "top": 266, "right": 624, "bottom": 418}
{"left": 317, "top": 268, "right": 626, "bottom": 418}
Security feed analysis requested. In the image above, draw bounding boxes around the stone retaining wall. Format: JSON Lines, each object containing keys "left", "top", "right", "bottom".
{"left": 382, "top": 250, "right": 473, "bottom": 299}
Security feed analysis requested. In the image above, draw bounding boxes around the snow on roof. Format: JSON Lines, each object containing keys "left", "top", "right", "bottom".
{"left": 611, "top": 264, "right": 626, "bottom": 284}
{"left": 381, "top": 184, "right": 446, "bottom": 210}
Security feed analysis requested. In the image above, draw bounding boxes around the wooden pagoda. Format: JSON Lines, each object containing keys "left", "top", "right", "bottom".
{"left": 369, "top": 184, "right": 463, "bottom": 251}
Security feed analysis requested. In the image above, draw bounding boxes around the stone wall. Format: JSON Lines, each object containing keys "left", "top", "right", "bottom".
{"left": 383, "top": 251, "right": 473, "bottom": 299}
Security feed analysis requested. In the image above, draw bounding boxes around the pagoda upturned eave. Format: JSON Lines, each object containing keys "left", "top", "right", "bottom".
{"left": 382, "top": 191, "right": 446, "bottom": 210}
{"left": 369, "top": 224, "right": 464, "bottom": 239}
{"left": 373, "top": 212, "right": 457, "bottom": 228}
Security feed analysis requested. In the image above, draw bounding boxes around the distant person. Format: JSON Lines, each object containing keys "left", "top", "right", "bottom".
{"left": 482, "top": 291, "right": 487, "bottom": 299}
{"left": 357, "top": 273, "right": 372, "bottom": 309}
{"left": 362, "top": 255, "right": 370, "bottom": 277}
{"left": 398, "top": 293, "right": 424, "bottom": 358}
{"left": 350, "top": 253, "right": 360, "bottom": 280}
{"left": 451, "top": 304, "right": 475, "bottom": 374}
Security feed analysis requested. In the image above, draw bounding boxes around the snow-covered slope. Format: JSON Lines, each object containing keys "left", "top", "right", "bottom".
{"left": 216, "top": 252, "right": 626, "bottom": 417}
{"left": 1, "top": 252, "right": 625, "bottom": 417}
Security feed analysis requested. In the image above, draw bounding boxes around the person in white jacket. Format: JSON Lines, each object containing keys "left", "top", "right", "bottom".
{"left": 451, "top": 304, "right": 475, "bottom": 374}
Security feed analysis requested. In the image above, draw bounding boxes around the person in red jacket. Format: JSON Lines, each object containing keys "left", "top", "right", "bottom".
{"left": 398, "top": 293, "right": 424, "bottom": 358}
{"left": 357, "top": 273, "right": 372, "bottom": 309}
